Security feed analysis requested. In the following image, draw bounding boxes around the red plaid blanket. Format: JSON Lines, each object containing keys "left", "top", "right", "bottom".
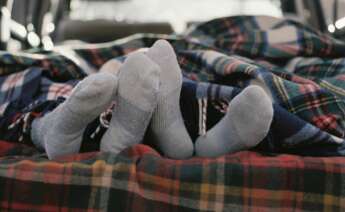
{"left": 0, "top": 140, "right": 344, "bottom": 211}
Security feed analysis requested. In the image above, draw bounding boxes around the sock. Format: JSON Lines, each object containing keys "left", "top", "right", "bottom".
{"left": 99, "top": 59, "right": 122, "bottom": 76}
{"left": 146, "top": 40, "right": 194, "bottom": 159}
{"left": 31, "top": 72, "right": 118, "bottom": 159}
{"left": 100, "top": 52, "right": 160, "bottom": 154}
{"left": 195, "top": 85, "right": 273, "bottom": 157}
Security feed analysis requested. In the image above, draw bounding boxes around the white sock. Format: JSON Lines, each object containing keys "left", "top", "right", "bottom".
{"left": 195, "top": 85, "right": 273, "bottom": 157}
{"left": 31, "top": 72, "right": 118, "bottom": 159}
{"left": 100, "top": 52, "right": 160, "bottom": 154}
{"left": 146, "top": 40, "right": 194, "bottom": 159}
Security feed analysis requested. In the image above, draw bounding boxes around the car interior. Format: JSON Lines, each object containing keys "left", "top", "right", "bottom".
{"left": 1, "top": 0, "right": 345, "bottom": 51}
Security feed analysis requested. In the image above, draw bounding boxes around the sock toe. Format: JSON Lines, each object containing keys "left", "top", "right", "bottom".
{"left": 68, "top": 73, "right": 118, "bottom": 116}
{"left": 148, "top": 40, "right": 176, "bottom": 59}
{"left": 125, "top": 51, "right": 157, "bottom": 68}
{"left": 100, "top": 59, "right": 122, "bottom": 75}
{"left": 230, "top": 85, "right": 273, "bottom": 147}
{"left": 73, "top": 73, "right": 117, "bottom": 100}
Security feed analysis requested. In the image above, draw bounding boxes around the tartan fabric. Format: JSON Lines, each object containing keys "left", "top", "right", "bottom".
{"left": 0, "top": 15, "right": 345, "bottom": 210}
{"left": 1, "top": 141, "right": 345, "bottom": 211}
{"left": 0, "top": 50, "right": 86, "bottom": 79}
{"left": 0, "top": 67, "right": 76, "bottom": 144}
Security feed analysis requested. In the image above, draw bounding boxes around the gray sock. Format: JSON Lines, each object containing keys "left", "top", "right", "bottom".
{"left": 146, "top": 40, "right": 194, "bottom": 159}
{"left": 100, "top": 52, "right": 160, "bottom": 154}
{"left": 99, "top": 59, "right": 122, "bottom": 76}
{"left": 31, "top": 72, "right": 118, "bottom": 159}
{"left": 195, "top": 85, "right": 273, "bottom": 157}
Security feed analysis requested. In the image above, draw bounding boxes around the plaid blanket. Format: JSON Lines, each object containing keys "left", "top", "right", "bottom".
{"left": 0, "top": 15, "right": 345, "bottom": 211}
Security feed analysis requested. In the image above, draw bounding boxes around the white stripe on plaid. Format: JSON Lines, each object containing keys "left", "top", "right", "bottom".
{"left": 0, "top": 102, "right": 9, "bottom": 116}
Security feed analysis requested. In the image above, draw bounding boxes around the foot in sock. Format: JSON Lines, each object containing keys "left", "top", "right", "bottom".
{"left": 195, "top": 85, "right": 273, "bottom": 158}
{"left": 99, "top": 59, "right": 122, "bottom": 76}
{"left": 100, "top": 52, "right": 160, "bottom": 154}
{"left": 146, "top": 40, "right": 194, "bottom": 159}
{"left": 31, "top": 72, "right": 118, "bottom": 159}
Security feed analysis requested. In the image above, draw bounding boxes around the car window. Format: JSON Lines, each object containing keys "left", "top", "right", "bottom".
{"left": 69, "top": 0, "right": 283, "bottom": 33}
{"left": 321, "top": 0, "right": 345, "bottom": 33}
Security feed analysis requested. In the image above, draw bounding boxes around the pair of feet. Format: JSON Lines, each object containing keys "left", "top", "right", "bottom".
{"left": 31, "top": 40, "right": 193, "bottom": 160}
{"left": 31, "top": 40, "right": 274, "bottom": 160}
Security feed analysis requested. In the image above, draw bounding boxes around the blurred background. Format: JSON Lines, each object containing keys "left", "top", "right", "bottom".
{"left": 0, "top": 0, "right": 345, "bottom": 51}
